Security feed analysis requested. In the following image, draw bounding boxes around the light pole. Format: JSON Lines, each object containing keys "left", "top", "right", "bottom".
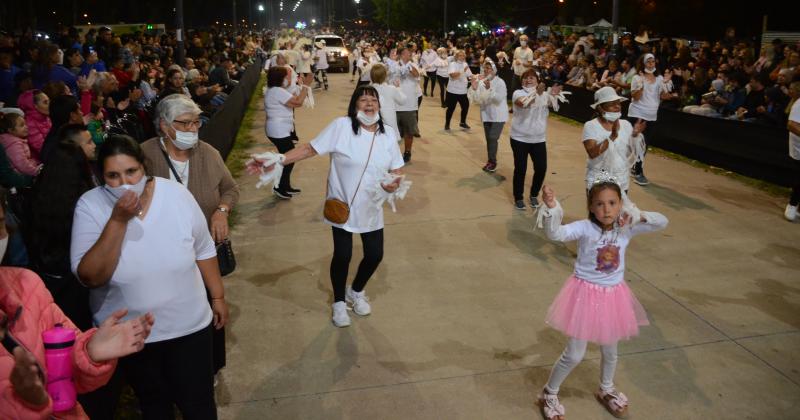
{"left": 443, "top": 0, "right": 447, "bottom": 39}
{"left": 258, "top": 4, "right": 265, "bottom": 29}
{"left": 612, "top": 0, "right": 620, "bottom": 45}
{"left": 176, "top": 0, "right": 185, "bottom": 66}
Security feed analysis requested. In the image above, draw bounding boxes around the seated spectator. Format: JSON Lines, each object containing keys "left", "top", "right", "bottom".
{"left": 17, "top": 89, "right": 51, "bottom": 160}
{"left": 735, "top": 74, "right": 768, "bottom": 120}
{"left": 158, "top": 68, "right": 189, "bottom": 100}
{"left": 0, "top": 47, "right": 21, "bottom": 105}
{"left": 0, "top": 112, "right": 41, "bottom": 176}
{"left": 34, "top": 44, "right": 78, "bottom": 96}
{"left": 40, "top": 94, "right": 85, "bottom": 163}
{"left": 209, "top": 56, "right": 238, "bottom": 93}
{"left": 79, "top": 49, "right": 108, "bottom": 76}
{"left": 65, "top": 47, "right": 84, "bottom": 76}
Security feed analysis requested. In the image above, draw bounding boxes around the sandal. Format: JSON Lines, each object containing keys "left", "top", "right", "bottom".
{"left": 537, "top": 390, "right": 566, "bottom": 420}
{"left": 595, "top": 388, "right": 629, "bottom": 418}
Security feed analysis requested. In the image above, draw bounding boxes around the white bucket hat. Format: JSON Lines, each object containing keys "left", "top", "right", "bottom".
{"left": 314, "top": 41, "right": 325, "bottom": 49}
{"left": 590, "top": 86, "right": 627, "bottom": 109}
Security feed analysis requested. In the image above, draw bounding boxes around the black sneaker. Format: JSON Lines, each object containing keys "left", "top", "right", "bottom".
{"left": 413, "top": 133, "right": 421, "bottom": 138}
{"left": 530, "top": 196, "right": 540, "bottom": 208}
{"left": 287, "top": 187, "right": 302, "bottom": 196}
{"left": 403, "top": 151, "right": 411, "bottom": 163}
{"left": 444, "top": 125, "right": 451, "bottom": 131}
{"left": 273, "top": 188, "right": 292, "bottom": 199}
{"left": 514, "top": 200, "right": 526, "bottom": 210}
{"left": 441, "top": 104, "right": 447, "bottom": 108}
{"left": 459, "top": 122, "right": 470, "bottom": 129}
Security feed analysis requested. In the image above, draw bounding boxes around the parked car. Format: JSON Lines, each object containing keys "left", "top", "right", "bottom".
{"left": 313, "top": 34, "right": 349, "bottom": 72}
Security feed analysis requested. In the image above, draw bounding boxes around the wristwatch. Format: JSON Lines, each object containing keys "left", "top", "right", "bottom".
{"left": 216, "top": 206, "right": 230, "bottom": 214}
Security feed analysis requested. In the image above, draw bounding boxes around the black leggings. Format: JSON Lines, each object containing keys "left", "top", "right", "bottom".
{"left": 510, "top": 139, "right": 548, "bottom": 201}
{"left": 330, "top": 227, "right": 384, "bottom": 302}
{"left": 437, "top": 75, "right": 449, "bottom": 106}
{"left": 423, "top": 71, "right": 437, "bottom": 95}
{"left": 445, "top": 92, "right": 469, "bottom": 127}
{"left": 122, "top": 325, "right": 217, "bottom": 420}
{"left": 268, "top": 136, "right": 295, "bottom": 190}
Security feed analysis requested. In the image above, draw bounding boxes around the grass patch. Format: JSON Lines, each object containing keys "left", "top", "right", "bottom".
{"left": 225, "top": 74, "right": 265, "bottom": 226}
{"left": 548, "top": 114, "right": 790, "bottom": 198}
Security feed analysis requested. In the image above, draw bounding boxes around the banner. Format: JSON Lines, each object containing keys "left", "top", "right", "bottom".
{"left": 552, "top": 85, "right": 795, "bottom": 187}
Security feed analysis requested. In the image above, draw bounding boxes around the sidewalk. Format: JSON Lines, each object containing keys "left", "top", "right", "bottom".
{"left": 216, "top": 73, "right": 800, "bottom": 419}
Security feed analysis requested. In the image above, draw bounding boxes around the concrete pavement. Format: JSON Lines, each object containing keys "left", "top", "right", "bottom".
{"left": 215, "top": 73, "right": 800, "bottom": 419}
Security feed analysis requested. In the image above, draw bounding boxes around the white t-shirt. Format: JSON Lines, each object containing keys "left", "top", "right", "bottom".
{"left": 372, "top": 82, "right": 407, "bottom": 140}
{"left": 582, "top": 118, "right": 635, "bottom": 191}
{"left": 310, "top": 117, "right": 405, "bottom": 233}
{"left": 395, "top": 61, "right": 420, "bottom": 111}
{"left": 70, "top": 178, "right": 215, "bottom": 343}
{"left": 315, "top": 49, "right": 329, "bottom": 70}
{"left": 434, "top": 56, "right": 451, "bottom": 78}
{"left": 472, "top": 77, "right": 508, "bottom": 122}
{"left": 357, "top": 58, "right": 372, "bottom": 82}
{"left": 447, "top": 61, "right": 472, "bottom": 95}
{"left": 789, "top": 99, "right": 800, "bottom": 160}
{"left": 511, "top": 89, "right": 552, "bottom": 143}
{"left": 513, "top": 47, "right": 533, "bottom": 76}
{"left": 297, "top": 51, "right": 313, "bottom": 73}
{"left": 628, "top": 75, "right": 665, "bottom": 121}
{"left": 544, "top": 203, "right": 668, "bottom": 286}
{"left": 265, "top": 87, "right": 295, "bottom": 139}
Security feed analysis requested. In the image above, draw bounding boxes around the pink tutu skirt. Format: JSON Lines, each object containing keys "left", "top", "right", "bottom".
{"left": 545, "top": 276, "right": 649, "bottom": 345}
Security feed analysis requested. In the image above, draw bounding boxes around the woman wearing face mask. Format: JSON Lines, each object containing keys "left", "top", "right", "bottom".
{"left": 433, "top": 47, "right": 451, "bottom": 108}
{"left": 509, "top": 70, "right": 564, "bottom": 210}
{"left": 263, "top": 66, "right": 308, "bottom": 199}
{"left": 247, "top": 86, "right": 405, "bottom": 328}
{"left": 583, "top": 87, "right": 646, "bottom": 195}
{"left": 71, "top": 135, "right": 228, "bottom": 418}
{"left": 468, "top": 59, "right": 507, "bottom": 173}
{"left": 627, "top": 53, "right": 674, "bottom": 186}
{"left": 445, "top": 50, "right": 473, "bottom": 131}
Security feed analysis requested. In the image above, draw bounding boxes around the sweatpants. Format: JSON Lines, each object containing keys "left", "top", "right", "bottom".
{"left": 545, "top": 337, "right": 619, "bottom": 394}
{"left": 445, "top": 92, "right": 469, "bottom": 127}
{"left": 510, "top": 139, "right": 547, "bottom": 201}
{"left": 267, "top": 135, "right": 295, "bottom": 190}
{"left": 483, "top": 122, "right": 505, "bottom": 162}
{"left": 330, "top": 227, "right": 384, "bottom": 302}
{"left": 423, "top": 71, "right": 437, "bottom": 96}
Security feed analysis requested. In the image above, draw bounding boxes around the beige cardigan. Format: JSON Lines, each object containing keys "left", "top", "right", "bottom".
{"left": 141, "top": 138, "right": 240, "bottom": 225}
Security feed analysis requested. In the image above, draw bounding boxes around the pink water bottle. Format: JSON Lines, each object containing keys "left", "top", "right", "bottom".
{"left": 42, "top": 324, "right": 77, "bottom": 412}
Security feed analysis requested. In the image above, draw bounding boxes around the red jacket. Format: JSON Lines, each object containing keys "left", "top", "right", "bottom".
{"left": 17, "top": 90, "right": 52, "bottom": 161}
{"left": 0, "top": 268, "right": 116, "bottom": 420}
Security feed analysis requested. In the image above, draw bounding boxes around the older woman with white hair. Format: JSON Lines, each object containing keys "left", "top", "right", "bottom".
{"left": 468, "top": 59, "right": 507, "bottom": 172}
{"left": 141, "top": 93, "right": 239, "bottom": 376}
{"left": 445, "top": 49, "right": 473, "bottom": 130}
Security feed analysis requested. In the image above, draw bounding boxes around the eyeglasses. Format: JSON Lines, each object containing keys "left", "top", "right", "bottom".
{"left": 173, "top": 119, "right": 203, "bottom": 129}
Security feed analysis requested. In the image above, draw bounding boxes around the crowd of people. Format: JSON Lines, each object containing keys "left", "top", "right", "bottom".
{"left": 0, "top": 24, "right": 263, "bottom": 418}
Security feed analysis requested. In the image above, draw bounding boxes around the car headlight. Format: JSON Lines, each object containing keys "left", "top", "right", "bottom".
{"left": 341, "top": 50, "right": 349, "bottom": 57}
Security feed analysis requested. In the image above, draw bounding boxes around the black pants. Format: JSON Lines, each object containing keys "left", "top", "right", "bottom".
{"left": 121, "top": 325, "right": 217, "bottom": 420}
{"left": 630, "top": 118, "right": 655, "bottom": 176}
{"left": 510, "top": 139, "right": 548, "bottom": 201}
{"left": 437, "top": 76, "right": 449, "bottom": 106}
{"left": 416, "top": 96, "right": 422, "bottom": 123}
{"left": 791, "top": 159, "right": 800, "bottom": 206}
{"left": 330, "top": 227, "right": 384, "bottom": 302}
{"left": 423, "top": 71, "right": 437, "bottom": 96}
{"left": 268, "top": 136, "right": 295, "bottom": 190}
{"left": 445, "top": 93, "right": 469, "bottom": 127}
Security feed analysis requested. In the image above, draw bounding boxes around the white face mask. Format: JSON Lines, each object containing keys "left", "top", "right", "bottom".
{"left": 0, "top": 236, "right": 7, "bottom": 262}
{"left": 170, "top": 129, "right": 199, "bottom": 150}
{"left": 105, "top": 173, "right": 148, "bottom": 200}
{"left": 523, "top": 86, "right": 534, "bottom": 93}
{"left": 603, "top": 111, "right": 622, "bottom": 122}
{"left": 645, "top": 67, "right": 656, "bottom": 74}
{"left": 356, "top": 110, "right": 380, "bottom": 126}
{"left": 282, "top": 78, "right": 290, "bottom": 88}
{"left": 520, "top": 41, "right": 528, "bottom": 47}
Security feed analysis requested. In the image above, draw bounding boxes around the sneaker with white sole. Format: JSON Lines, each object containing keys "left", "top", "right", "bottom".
{"left": 786, "top": 204, "right": 798, "bottom": 221}
{"left": 632, "top": 173, "right": 650, "bottom": 186}
{"left": 331, "top": 301, "right": 351, "bottom": 327}
{"left": 345, "top": 286, "right": 371, "bottom": 316}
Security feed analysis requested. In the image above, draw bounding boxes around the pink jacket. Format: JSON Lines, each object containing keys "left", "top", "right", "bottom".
{"left": 0, "top": 133, "right": 41, "bottom": 176}
{"left": 0, "top": 268, "right": 116, "bottom": 420}
{"left": 17, "top": 90, "right": 52, "bottom": 161}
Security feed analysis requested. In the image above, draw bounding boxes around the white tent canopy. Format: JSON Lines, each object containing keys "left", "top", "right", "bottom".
{"left": 589, "top": 18, "right": 613, "bottom": 28}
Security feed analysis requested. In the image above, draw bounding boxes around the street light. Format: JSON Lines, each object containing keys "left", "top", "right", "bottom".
{"left": 258, "top": 4, "right": 264, "bottom": 11}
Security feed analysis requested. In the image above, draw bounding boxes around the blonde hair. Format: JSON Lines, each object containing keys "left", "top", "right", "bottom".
{"left": 370, "top": 64, "right": 387, "bottom": 84}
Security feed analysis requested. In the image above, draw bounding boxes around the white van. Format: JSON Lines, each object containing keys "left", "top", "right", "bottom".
{"left": 313, "top": 34, "right": 349, "bottom": 72}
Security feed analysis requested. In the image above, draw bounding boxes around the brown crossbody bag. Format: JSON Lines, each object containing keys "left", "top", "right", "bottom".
{"left": 323, "top": 130, "right": 376, "bottom": 224}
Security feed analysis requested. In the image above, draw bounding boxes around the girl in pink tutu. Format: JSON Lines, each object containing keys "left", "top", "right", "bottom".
{"left": 536, "top": 178, "right": 668, "bottom": 420}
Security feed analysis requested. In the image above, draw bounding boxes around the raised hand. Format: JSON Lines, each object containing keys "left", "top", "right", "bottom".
{"left": 632, "top": 119, "right": 647, "bottom": 137}
{"left": 610, "top": 119, "right": 620, "bottom": 140}
{"left": 542, "top": 185, "right": 557, "bottom": 208}
{"left": 10, "top": 347, "right": 48, "bottom": 407}
{"left": 110, "top": 190, "right": 142, "bottom": 223}
{"left": 551, "top": 84, "right": 562, "bottom": 95}
{"left": 537, "top": 82, "right": 546, "bottom": 95}
{"left": 87, "top": 309, "right": 155, "bottom": 362}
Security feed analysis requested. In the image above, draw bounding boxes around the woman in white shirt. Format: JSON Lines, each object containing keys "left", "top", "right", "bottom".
{"left": 468, "top": 60, "right": 507, "bottom": 173}
{"left": 434, "top": 48, "right": 451, "bottom": 108}
{"left": 509, "top": 70, "right": 563, "bottom": 210}
{"left": 248, "top": 86, "right": 405, "bottom": 328}
{"left": 370, "top": 64, "right": 406, "bottom": 142}
{"left": 582, "top": 87, "right": 646, "bottom": 195}
{"left": 264, "top": 66, "right": 308, "bottom": 198}
{"left": 71, "top": 135, "right": 228, "bottom": 418}
{"left": 421, "top": 46, "right": 439, "bottom": 96}
{"left": 445, "top": 50, "right": 473, "bottom": 130}
{"left": 296, "top": 44, "right": 313, "bottom": 82}
{"left": 627, "top": 53, "right": 674, "bottom": 186}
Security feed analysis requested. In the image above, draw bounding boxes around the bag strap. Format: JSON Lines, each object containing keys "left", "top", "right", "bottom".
{"left": 349, "top": 130, "right": 377, "bottom": 206}
{"left": 160, "top": 138, "right": 183, "bottom": 185}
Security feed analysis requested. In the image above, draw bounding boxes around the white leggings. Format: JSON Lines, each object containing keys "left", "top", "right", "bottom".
{"left": 545, "top": 338, "right": 618, "bottom": 394}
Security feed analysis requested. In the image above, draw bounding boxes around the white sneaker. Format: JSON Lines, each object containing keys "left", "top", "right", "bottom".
{"left": 331, "top": 302, "right": 351, "bottom": 327}
{"left": 785, "top": 204, "right": 798, "bottom": 221}
{"left": 345, "top": 286, "right": 372, "bottom": 316}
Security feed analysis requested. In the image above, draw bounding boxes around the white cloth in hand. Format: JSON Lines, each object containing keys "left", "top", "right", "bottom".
{"left": 367, "top": 173, "right": 412, "bottom": 214}
{"left": 247, "top": 152, "right": 285, "bottom": 189}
